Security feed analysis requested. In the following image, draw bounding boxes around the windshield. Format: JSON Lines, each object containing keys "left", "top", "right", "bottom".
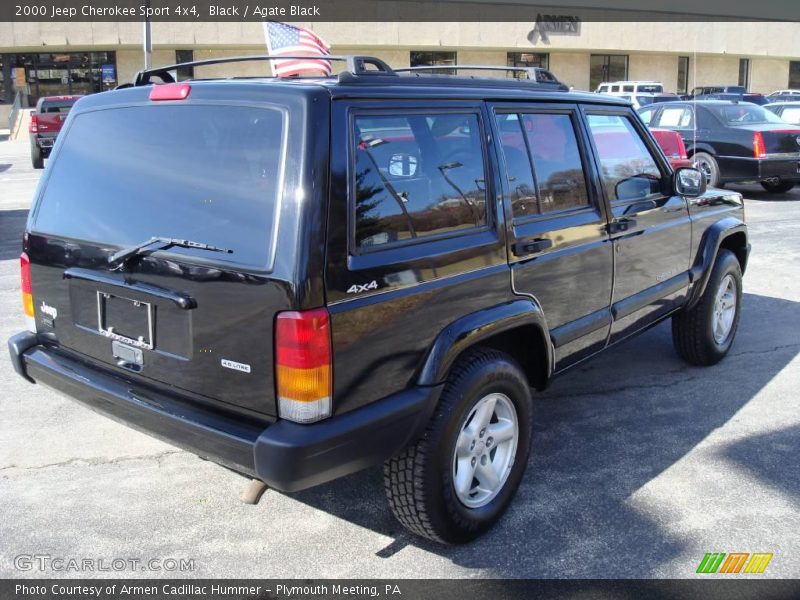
{"left": 710, "top": 104, "right": 786, "bottom": 125}
{"left": 33, "top": 104, "right": 286, "bottom": 268}
{"left": 636, "top": 95, "right": 655, "bottom": 106}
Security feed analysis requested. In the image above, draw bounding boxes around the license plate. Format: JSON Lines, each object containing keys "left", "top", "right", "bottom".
{"left": 97, "top": 292, "right": 154, "bottom": 349}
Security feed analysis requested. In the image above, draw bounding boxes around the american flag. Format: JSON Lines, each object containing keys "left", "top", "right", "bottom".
{"left": 263, "top": 22, "right": 332, "bottom": 77}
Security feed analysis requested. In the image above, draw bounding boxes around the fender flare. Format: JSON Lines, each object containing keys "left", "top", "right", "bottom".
{"left": 416, "top": 299, "right": 553, "bottom": 386}
{"left": 686, "top": 217, "right": 749, "bottom": 310}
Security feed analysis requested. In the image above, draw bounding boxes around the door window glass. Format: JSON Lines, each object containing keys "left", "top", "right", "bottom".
{"left": 657, "top": 106, "right": 693, "bottom": 128}
{"left": 586, "top": 114, "right": 663, "bottom": 203}
{"left": 495, "top": 114, "right": 538, "bottom": 218}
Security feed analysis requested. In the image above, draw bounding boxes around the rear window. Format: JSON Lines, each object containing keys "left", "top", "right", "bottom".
{"left": 33, "top": 105, "right": 285, "bottom": 268}
{"left": 710, "top": 104, "right": 785, "bottom": 125}
{"left": 638, "top": 84, "right": 663, "bottom": 93}
{"left": 40, "top": 101, "right": 77, "bottom": 114}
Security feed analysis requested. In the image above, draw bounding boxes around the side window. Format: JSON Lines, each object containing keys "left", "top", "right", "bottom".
{"left": 638, "top": 107, "right": 656, "bottom": 125}
{"left": 522, "top": 113, "right": 591, "bottom": 213}
{"left": 610, "top": 85, "right": 620, "bottom": 92}
{"left": 352, "top": 112, "right": 487, "bottom": 249}
{"left": 496, "top": 112, "right": 590, "bottom": 217}
{"left": 586, "top": 114, "right": 664, "bottom": 203}
{"left": 622, "top": 84, "right": 634, "bottom": 92}
{"left": 657, "top": 107, "right": 693, "bottom": 128}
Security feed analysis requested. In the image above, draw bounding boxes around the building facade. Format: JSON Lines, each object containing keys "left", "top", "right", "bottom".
{"left": 2, "top": 20, "right": 800, "bottom": 105}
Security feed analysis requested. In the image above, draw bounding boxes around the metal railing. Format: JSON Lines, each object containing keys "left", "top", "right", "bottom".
{"left": 8, "top": 90, "right": 23, "bottom": 132}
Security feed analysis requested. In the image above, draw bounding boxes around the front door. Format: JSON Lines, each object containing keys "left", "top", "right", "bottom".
{"left": 583, "top": 108, "right": 692, "bottom": 343}
{"left": 491, "top": 104, "right": 613, "bottom": 369}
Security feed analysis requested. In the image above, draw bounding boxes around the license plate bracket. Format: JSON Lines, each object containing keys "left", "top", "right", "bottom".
{"left": 97, "top": 292, "right": 154, "bottom": 349}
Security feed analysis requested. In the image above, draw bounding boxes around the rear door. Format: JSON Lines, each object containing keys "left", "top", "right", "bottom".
{"left": 27, "top": 86, "right": 323, "bottom": 418}
{"left": 582, "top": 107, "right": 691, "bottom": 342}
{"left": 491, "top": 103, "right": 613, "bottom": 368}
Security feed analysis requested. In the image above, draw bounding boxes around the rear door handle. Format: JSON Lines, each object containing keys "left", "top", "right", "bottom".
{"left": 512, "top": 238, "right": 553, "bottom": 257}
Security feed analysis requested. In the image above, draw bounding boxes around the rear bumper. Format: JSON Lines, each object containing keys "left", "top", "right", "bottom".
{"left": 718, "top": 155, "right": 800, "bottom": 183}
{"left": 8, "top": 332, "right": 442, "bottom": 492}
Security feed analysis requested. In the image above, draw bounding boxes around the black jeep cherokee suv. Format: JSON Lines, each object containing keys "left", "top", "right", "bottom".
{"left": 8, "top": 56, "right": 750, "bottom": 544}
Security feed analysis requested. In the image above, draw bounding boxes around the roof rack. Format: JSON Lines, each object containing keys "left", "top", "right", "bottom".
{"left": 133, "top": 54, "right": 395, "bottom": 86}
{"left": 394, "top": 65, "right": 543, "bottom": 79}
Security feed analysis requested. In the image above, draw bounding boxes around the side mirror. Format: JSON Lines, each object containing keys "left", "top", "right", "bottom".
{"left": 674, "top": 167, "right": 707, "bottom": 197}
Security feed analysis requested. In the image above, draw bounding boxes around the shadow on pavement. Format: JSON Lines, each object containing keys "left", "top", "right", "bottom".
{"left": 287, "top": 293, "right": 800, "bottom": 577}
{"left": 722, "top": 423, "right": 799, "bottom": 502}
{"left": 726, "top": 183, "right": 800, "bottom": 203}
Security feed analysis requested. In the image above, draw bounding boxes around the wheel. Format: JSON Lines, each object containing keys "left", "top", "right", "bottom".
{"left": 760, "top": 179, "right": 795, "bottom": 193}
{"left": 692, "top": 152, "right": 720, "bottom": 187}
{"left": 384, "top": 348, "right": 532, "bottom": 543}
{"left": 672, "top": 249, "right": 742, "bottom": 366}
{"left": 31, "top": 146, "right": 44, "bottom": 170}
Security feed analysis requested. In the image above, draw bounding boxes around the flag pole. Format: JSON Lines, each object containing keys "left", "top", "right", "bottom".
{"left": 143, "top": 0, "right": 152, "bottom": 70}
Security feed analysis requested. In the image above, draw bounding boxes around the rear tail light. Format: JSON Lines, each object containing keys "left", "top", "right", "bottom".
{"left": 29, "top": 115, "right": 38, "bottom": 133}
{"left": 20, "top": 252, "right": 36, "bottom": 332}
{"left": 675, "top": 134, "right": 688, "bottom": 159}
{"left": 753, "top": 132, "right": 766, "bottom": 158}
{"left": 275, "top": 308, "right": 332, "bottom": 423}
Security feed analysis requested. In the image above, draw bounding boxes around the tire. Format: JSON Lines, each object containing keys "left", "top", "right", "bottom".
{"left": 672, "top": 249, "right": 742, "bottom": 366}
{"left": 692, "top": 152, "right": 720, "bottom": 187}
{"left": 760, "top": 179, "right": 795, "bottom": 194}
{"left": 31, "top": 146, "right": 44, "bottom": 170}
{"left": 384, "top": 348, "right": 533, "bottom": 544}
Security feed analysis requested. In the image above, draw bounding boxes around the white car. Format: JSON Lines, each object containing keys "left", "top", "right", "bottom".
{"left": 765, "top": 101, "right": 800, "bottom": 125}
{"left": 768, "top": 89, "right": 800, "bottom": 97}
{"left": 596, "top": 80, "right": 664, "bottom": 94}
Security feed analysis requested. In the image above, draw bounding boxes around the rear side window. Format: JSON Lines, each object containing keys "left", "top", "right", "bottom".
{"left": 34, "top": 105, "right": 285, "bottom": 268}
{"left": 586, "top": 114, "right": 663, "bottom": 203}
{"left": 657, "top": 106, "right": 693, "bottom": 128}
{"left": 638, "top": 107, "right": 656, "bottom": 125}
{"left": 352, "top": 112, "right": 487, "bottom": 249}
{"left": 495, "top": 112, "right": 590, "bottom": 218}
{"left": 780, "top": 107, "right": 800, "bottom": 125}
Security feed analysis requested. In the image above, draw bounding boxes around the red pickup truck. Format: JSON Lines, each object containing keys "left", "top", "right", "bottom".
{"left": 29, "top": 95, "right": 82, "bottom": 169}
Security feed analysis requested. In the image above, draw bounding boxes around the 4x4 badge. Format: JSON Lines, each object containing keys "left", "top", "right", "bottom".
{"left": 347, "top": 281, "right": 379, "bottom": 294}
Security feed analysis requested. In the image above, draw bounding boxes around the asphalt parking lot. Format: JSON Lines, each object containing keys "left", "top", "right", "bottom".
{"left": 0, "top": 137, "right": 798, "bottom": 579}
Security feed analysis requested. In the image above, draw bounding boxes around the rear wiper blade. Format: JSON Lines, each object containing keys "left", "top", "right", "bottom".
{"left": 108, "top": 237, "right": 233, "bottom": 269}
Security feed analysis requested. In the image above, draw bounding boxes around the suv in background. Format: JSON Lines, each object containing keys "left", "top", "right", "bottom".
{"left": 596, "top": 80, "right": 664, "bottom": 94}
{"left": 9, "top": 55, "right": 750, "bottom": 544}
{"left": 29, "top": 95, "right": 82, "bottom": 169}
{"left": 689, "top": 86, "right": 746, "bottom": 99}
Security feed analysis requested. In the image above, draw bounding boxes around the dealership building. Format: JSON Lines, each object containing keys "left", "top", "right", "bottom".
{"left": 1, "top": 20, "right": 800, "bottom": 106}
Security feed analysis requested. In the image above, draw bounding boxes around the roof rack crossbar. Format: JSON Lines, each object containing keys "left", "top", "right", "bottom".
{"left": 134, "top": 54, "right": 395, "bottom": 86}
{"left": 394, "top": 65, "right": 541, "bottom": 79}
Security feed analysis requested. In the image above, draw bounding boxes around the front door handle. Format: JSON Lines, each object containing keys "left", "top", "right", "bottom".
{"left": 607, "top": 219, "right": 637, "bottom": 234}
{"left": 512, "top": 238, "right": 553, "bottom": 257}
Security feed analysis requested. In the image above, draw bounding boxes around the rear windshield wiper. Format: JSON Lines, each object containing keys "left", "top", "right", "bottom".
{"left": 108, "top": 237, "right": 233, "bottom": 270}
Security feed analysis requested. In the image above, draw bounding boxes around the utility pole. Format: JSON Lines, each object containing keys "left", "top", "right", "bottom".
{"left": 143, "top": 0, "right": 152, "bottom": 70}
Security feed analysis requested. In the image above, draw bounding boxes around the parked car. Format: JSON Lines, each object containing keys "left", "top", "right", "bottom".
{"left": 611, "top": 92, "right": 680, "bottom": 110}
{"left": 768, "top": 89, "right": 800, "bottom": 98}
{"left": 765, "top": 101, "right": 800, "bottom": 125}
{"left": 702, "top": 92, "right": 770, "bottom": 106}
{"left": 689, "top": 86, "right": 746, "bottom": 98}
{"left": 650, "top": 128, "right": 693, "bottom": 169}
{"left": 638, "top": 100, "right": 800, "bottom": 193}
{"left": 595, "top": 80, "right": 663, "bottom": 94}
{"left": 29, "top": 95, "right": 82, "bottom": 169}
{"left": 9, "top": 55, "right": 750, "bottom": 544}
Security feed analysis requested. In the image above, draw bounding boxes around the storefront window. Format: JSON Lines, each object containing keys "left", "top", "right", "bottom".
{"left": 791, "top": 61, "right": 800, "bottom": 89}
{"left": 410, "top": 51, "right": 457, "bottom": 75}
{"left": 176, "top": 50, "right": 194, "bottom": 81}
{"left": 677, "top": 56, "right": 689, "bottom": 95}
{"left": 7, "top": 52, "right": 117, "bottom": 105}
{"left": 590, "top": 54, "right": 628, "bottom": 91}
{"left": 507, "top": 52, "right": 549, "bottom": 79}
{"left": 738, "top": 58, "right": 750, "bottom": 89}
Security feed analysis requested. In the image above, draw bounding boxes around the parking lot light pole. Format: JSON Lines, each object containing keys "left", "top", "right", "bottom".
{"left": 143, "top": 0, "right": 152, "bottom": 70}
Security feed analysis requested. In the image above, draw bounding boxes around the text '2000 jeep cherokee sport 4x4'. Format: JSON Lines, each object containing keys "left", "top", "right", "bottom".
{"left": 8, "top": 55, "right": 750, "bottom": 544}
